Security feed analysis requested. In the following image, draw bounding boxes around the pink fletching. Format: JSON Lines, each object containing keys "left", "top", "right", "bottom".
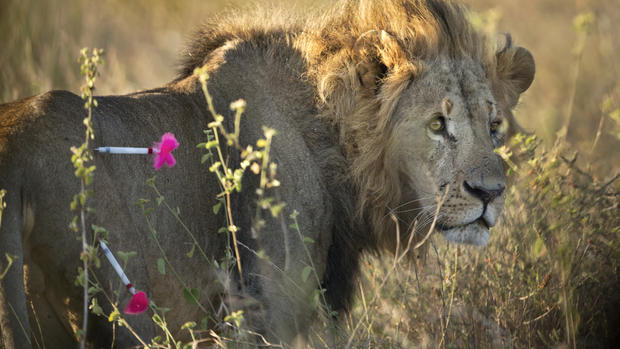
{"left": 153, "top": 133, "right": 179, "bottom": 170}
{"left": 124, "top": 291, "right": 149, "bottom": 315}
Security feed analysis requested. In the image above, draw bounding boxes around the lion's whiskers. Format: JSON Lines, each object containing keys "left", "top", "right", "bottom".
{"left": 385, "top": 197, "right": 436, "bottom": 219}
{"left": 389, "top": 196, "right": 436, "bottom": 211}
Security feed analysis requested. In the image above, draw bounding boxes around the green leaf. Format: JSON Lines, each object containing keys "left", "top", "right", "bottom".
{"left": 212, "top": 202, "right": 222, "bottom": 215}
{"left": 156, "top": 196, "right": 164, "bottom": 206}
{"left": 91, "top": 225, "right": 107, "bottom": 234}
{"left": 256, "top": 250, "right": 270, "bottom": 262}
{"left": 205, "top": 140, "right": 219, "bottom": 149}
{"left": 70, "top": 196, "right": 78, "bottom": 211}
{"left": 183, "top": 288, "right": 200, "bottom": 305}
{"left": 75, "top": 267, "right": 85, "bottom": 286}
{"left": 146, "top": 176, "right": 156, "bottom": 187}
{"left": 74, "top": 328, "right": 85, "bottom": 340}
{"left": 135, "top": 198, "right": 150, "bottom": 206}
{"left": 69, "top": 216, "right": 79, "bottom": 232}
{"left": 209, "top": 162, "right": 221, "bottom": 173}
{"left": 303, "top": 237, "right": 314, "bottom": 244}
{"left": 186, "top": 244, "right": 195, "bottom": 258}
{"left": 89, "top": 298, "right": 104, "bottom": 316}
{"left": 201, "top": 316, "right": 208, "bottom": 330}
{"left": 157, "top": 258, "right": 166, "bottom": 275}
{"left": 269, "top": 202, "right": 286, "bottom": 217}
{"left": 301, "top": 266, "right": 313, "bottom": 283}
{"left": 534, "top": 236, "right": 545, "bottom": 258}
{"left": 201, "top": 153, "right": 212, "bottom": 164}
{"left": 181, "top": 321, "right": 196, "bottom": 330}
{"left": 311, "top": 289, "right": 324, "bottom": 309}
{"left": 117, "top": 251, "right": 137, "bottom": 265}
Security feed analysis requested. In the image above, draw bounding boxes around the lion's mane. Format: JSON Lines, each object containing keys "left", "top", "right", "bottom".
{"left": 178, "top": 0, "right": 520, "bottom": 310}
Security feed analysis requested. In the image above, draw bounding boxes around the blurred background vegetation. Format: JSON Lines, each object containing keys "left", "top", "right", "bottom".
{"left": 1, "top": 0, "right": 619, "bottom": 167}
{"left": 1, "top": 0, "right": 618, "bottom": 347}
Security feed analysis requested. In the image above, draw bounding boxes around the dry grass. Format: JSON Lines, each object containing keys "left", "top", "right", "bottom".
{"left": 339, "top": 135, "right": 619, "bottom": 348}
{"left": 2, "top": 0, "right": 619, "bottom": 348}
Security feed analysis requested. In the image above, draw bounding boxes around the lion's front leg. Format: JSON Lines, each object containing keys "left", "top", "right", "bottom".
{"left": 0, "top": 188, "right": 32, "bottom": 349}
{"left": 232, "top": 212, "right": 331, "bottom": 348}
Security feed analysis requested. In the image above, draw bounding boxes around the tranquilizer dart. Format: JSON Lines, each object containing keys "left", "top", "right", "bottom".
{"left": 95, "top": 132, "right": 179, "bottom": 170}
{"left": 99, "top": 239, "right": 149, "bottom": 315}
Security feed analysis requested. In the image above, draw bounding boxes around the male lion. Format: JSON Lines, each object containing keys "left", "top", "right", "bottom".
{"left": 0, "top": 0, "right": 534, "bottom": 347}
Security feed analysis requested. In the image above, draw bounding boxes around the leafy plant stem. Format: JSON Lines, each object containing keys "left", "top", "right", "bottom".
{"left": 140, "top": 207, "right": 211, "bottom": 315}
{"left": 74, "top": 48, "right": 103, "bottom": 349}
{"left": 150, "top": 183, "right": 211, "bottom": 264}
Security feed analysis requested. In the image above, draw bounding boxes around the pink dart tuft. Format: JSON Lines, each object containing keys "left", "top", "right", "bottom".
{"left": 153, "top": 133, "right": 179, "bottom": 170}
{"left": 124, "top": 291, "right": 149, "bottom": 315}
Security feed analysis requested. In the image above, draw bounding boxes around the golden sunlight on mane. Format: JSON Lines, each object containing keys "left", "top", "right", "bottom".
{"left": 179, "top": 0, "right": 513, "bottom": 251}
{"left": 304, "top": 0, "right": 496, "bottom": 250}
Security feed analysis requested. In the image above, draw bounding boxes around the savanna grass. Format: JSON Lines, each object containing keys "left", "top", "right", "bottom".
{"left": 336, "top": 135, "right": 619, "bottom": 348}
{"left": 2, "top": 1, "right": 619, "bottom": 348}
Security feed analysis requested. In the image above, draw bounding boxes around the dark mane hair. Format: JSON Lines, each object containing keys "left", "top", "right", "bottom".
{"left": 177, "top": 0, "right": 513, "bottom": 310}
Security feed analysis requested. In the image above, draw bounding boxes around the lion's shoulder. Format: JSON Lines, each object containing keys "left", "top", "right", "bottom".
{"left": 0, "top": 91, "right": 82, "bottom": 157}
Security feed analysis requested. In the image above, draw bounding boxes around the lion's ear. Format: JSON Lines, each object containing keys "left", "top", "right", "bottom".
{"left": 496, "top": 45, "right": 535, "bottom": 107}
{"left": 354, "top": 30, "right": 407, "bottom": 91}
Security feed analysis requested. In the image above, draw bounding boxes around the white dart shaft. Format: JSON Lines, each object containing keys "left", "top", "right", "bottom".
{"left": 95, "top": 147, "right": 152, "bottom": 154}
{"left": 99, "top": 240, "right": 136, "bottom": 294}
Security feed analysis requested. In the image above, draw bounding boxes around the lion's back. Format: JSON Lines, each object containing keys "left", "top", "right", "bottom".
{"left": 200, "top": 32, "right": 339, "bottom": 262}
{"left": 0, "top": 91, "right": 85, "bottom": 174}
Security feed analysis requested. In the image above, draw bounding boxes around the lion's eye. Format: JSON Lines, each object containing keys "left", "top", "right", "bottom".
{"left": 490, "top": 120, "right": 502, "bottom": 133}
{"left": 429, "top": 116, "right": 446, "bottom": 133}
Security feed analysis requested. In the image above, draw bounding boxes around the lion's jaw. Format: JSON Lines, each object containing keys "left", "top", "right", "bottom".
{"left": 391, "top": 57, "right": 508, "bottom": 246}
{"left": 436, "top": 189, "right": 504, "bottom": 246}
{"left": 433, "top": 175, "right": 506, "bottom": 246}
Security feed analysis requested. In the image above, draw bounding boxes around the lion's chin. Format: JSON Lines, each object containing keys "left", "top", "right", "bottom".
{"left": 439, "top": 219, "right": 490, "bottom": 246}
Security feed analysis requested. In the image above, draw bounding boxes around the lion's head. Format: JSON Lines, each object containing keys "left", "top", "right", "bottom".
{"left": 309, "top": 0, "right": 535, "bottom": 249}
{"left": 387, "top": 52, "right": 533, "bottom": 246}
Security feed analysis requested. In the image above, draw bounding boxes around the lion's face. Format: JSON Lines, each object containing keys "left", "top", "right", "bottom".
{"left": 390, "top": 57, "right": 509, "bottom": 245}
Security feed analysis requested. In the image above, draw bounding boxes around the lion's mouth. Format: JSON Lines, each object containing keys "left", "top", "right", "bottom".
{"left": 438, "top": 217, "right": 491, "bottom": 246}
{"left": 478, "top": 216, "right": 491, "bottom": 229}
{"left": 438, "top": 216, "right": 490, "bottom": 231}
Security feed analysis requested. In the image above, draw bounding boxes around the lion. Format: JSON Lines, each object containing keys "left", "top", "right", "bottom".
{"left": 0, "top": 0, "right": 534, "bottom": 347}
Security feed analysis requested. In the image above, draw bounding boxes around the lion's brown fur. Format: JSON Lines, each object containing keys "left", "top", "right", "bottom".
{"left": 174, "top": 0, "right": 532, "bottom": 310}
{"left": 179, "top": 0, "right": 524, "bottom": 252}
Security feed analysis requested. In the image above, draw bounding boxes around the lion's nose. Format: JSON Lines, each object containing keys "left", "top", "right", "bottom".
{"left": 463, "top": 180, "right": 505, "bottom": 204}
